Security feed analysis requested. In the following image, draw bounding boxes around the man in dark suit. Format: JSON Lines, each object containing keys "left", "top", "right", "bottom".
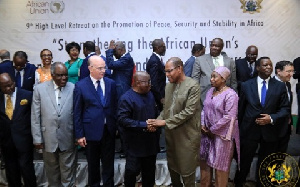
{"left": 74, "top": 56, "right": 117, "bottom": 187}
{"left": 184, "top": 44, "right": 205, "bottom": 77}
{"left": 146, "top": 39, "right": 166, "bottom": 112}
{"left": 0, "top": 49, "right": 11, "bottom": 64}
{"left": 106, "top": 40, "right": 134, "bottom": 100}
{"left": 0, "top": 73, "right": 37, "bottom": 187}
{"left": 293, "top": 57, "right": 300, "bottom": 135}
{"left": 235, "top": 45, "right": 258, "bottom": 94}
{"left": 274, "top": 60, "right": 294, "bottom": 153}
{"left": 79, "top": 41, "right": 97, "bottom": 80}
{"left": 118, "top": 71, "right": 160, "bottom": 187}
{"left": 234, "top": 57, "right": 290, "bottom": 187}
{"left": 0, "top": 51, "right": 36, "bottom": 91}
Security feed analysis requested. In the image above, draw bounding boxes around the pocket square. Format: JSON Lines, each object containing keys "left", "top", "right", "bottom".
{"left": 20, "top": 99, "right": 28, "bottom": 105}
{"left": 28, "top": 77, "right": 32, "bottom": 79}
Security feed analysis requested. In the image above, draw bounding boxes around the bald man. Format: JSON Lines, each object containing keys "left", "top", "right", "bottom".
{"left": 118, "top": 72, "right": 160, "bottom": 187}
{"left": 74, "top": 56, "right": 118, "bottom": 187}
{"left": 0, "top": 73, "right": 36, "bottom": 187}
{"left": 0, "top": 49, "right": 11, "bottom": 64}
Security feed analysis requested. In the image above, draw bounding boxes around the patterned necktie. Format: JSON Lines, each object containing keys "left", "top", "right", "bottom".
{"left": 96, "top": 80, "right": 105, "bottom": 105}
{"left": 261, "top": 80, "right": 267, "bottom": 106}
{"left": 249, "top": 64, "right": 253, "bottom": 76}
{"left": 213, "top": 57, "right": 219, "bottom": 67}
{"left": 5, "top": 95, "right": 13, "bottom": 120}
{"left": 15, "top": 71, "right": 21, "bottom": 88}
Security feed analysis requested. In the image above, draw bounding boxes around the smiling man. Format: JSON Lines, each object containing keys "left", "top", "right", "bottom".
{"left": 148, "top": 57, "right": 201, "bottom": 187}
{"left": 31, "top": 62, "right": 77, "bottom": 187}
{"left": 191, "top": 38, "right": 237, "bottom": 106}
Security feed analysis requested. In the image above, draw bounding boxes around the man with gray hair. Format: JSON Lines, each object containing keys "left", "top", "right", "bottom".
{"left": 31, "top": 62, "right": 77, "bottom": 187}
{"left": 0, "top": 49, "right": 10, "bottom": 63}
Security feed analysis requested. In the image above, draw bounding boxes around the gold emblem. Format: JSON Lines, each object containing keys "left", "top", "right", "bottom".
{"left": 240, "top": 0, "right": 263, "bottom": 14}
{"left": 20, "top": 99, "right": 28, "bottom": 105}
{"left": 260, "top": 152, "right": 299, "bottom": 186}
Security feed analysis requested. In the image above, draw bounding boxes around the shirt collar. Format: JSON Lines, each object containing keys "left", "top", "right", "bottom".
{"left": 90, "top": 75, "right": 103, "bottom": 84}
{"left": 257, "top": 76, "right": 270, "bottom": 84}
{"left": 53, "top": 81, "right": 63, "bottom": 91}
{"left": 274, "top": 75, "right": 282, "bottom": 82}
{"left": 153, "top": 52, "right": 162, "bottom": 59}
{"left": 5, "top": 88, "right": 17, "bottom": 98}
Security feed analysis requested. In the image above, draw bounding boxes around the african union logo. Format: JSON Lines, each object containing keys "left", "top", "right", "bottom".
{"left": 50, "top": 1, "right": 65, "bottom": 13}
{"left": 239, "top": 0, "right": 263, "bottom": 14}
{"left": 259, "top": 152, "right": 299, "bottom": 186}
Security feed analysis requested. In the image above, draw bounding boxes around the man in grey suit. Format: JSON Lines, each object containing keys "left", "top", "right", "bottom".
{"left": 191, "top": 38, "right": 237, "bottom": 106}
{"left": 31, "top": 62, "right": 77, "bottom": 187}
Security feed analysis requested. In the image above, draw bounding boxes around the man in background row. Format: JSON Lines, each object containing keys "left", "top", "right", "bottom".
{"left": 184, "top": 43, "right": 205, "bottom": 77}
{"left": 79, "top": 41, "right": 97, "bottom": 80}
{"left": 235, "top": 45, "right": 258, "bottom": 94}
{"left": 146, "top": 39, "right": 166, "bottom": 112}
{"left": 0, "top": 51, "right": 36, "bottom": 91}
{"left": 191, "top": 38, "right": 237, "bottom": 106}
{"left": 0, "top": 49, "right": 11, "bottom": 64}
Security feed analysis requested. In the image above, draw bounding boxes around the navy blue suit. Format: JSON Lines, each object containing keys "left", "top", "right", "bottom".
{"left": 118, "top": 89, "right": 160, "bottom": 187}
{"left": 0, "top": 89, "right": 36, "bottom": 187}
{"left": 146, "top": 53, "right": 166, "bottom": 111}
{"left": 184, "top": 56, "right": 195, "bottom": 77}
{"left": 235, "top": 77, "right": 289, "bottom": 187}
{"left": 235, "top": 58, "right": 257, "bottom": 95}
{"left": 106, "top": 49, "right": 134, "bottom": 100}
{"left": 78, "top": 53, "right": 97, "bottom": 80}
{"left": 74, "top": 76, "right": 117, "bottom": 187}
{"left": 0, "top": 62, "right": 36, "bottom": 91}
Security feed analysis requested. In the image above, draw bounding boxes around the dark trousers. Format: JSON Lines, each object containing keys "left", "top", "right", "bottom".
{"left": 1, "top": 142, "right": 36, "bottom": 187}
{"left": 85, "top": 126, "right": 115, "bottom": 187}
{"left": 234, "top": 138, "right": 277, "bottom": 187}
{"left": 277, "top": 131, "right": 290, "bottom": 153}
{"left": 124, "top": 154, "right": 156, "bottom": 187}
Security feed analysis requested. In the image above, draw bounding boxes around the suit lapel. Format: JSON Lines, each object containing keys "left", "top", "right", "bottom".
{"left": 250, "top": 78, "right": 261, "bottom": 106}
{"left": 264, "top": 78, "right": 274, "bottom": 107}
{"left": 103, "top": 78, "right": 110, "bottom": 107}
{"left": 13, "top": 89, "right": 22, "bottom": 119}
{"left": 58, "top": 83, "right": 71, "bottom": 114}
{"left": 46, "top": 81, "right": 60, "bottom": 113}
{"left": 0, "top": 93, "right": 5, "bottom": 116}
{"left": 207, "top": 55, "right": 215, "bottom": 71}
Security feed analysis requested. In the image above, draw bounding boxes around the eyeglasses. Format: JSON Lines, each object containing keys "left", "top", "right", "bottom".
{"left": 284, "top": 70, "right": 295, "bottom": 74}
{"left": 164, "top": 66, "right": 179, "bottom": 73}
{"left": 247, "top": 54, "right": 257, "bottom": 57}
{"left": 41, "top": 54, "right": 52, "bottom": 57}
{"left": 91, "top": 66, "right": 107, "bottom": 71}
{"left": 54, "top": 73, "right": 68, "bottom": 78}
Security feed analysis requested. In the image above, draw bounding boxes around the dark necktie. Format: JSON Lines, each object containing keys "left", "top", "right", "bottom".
{"left": 261, "top": 80, "right": 267, "bottom": 106}
{"left": 96, "top": 80, "right": 105, "bottom": 105}
{"left": 15, "top": 71, "right": 21, "bottom": 88}
{"left": 249, "top": 64, "right": 253, "bottom": 76}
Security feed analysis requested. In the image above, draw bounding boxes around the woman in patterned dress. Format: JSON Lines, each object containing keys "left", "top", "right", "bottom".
{"left": 35, "top": 49, "right": 53, "bottom": 86}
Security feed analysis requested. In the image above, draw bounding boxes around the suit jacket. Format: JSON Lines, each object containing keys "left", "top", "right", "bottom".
{"left": 235, "top": 58, "right": 257, "bottom": 94}
{"left": 191, "top": 54, "right": 237, "bottom": 106}
{"left": 146, "top": 53, "right": 166, "bottom": 111}
{"left": 106, "top": 49, "right": 134, "bottom": 99}
{"left": 184, "top": 56, "right": 196, "bottom": 77}
{"left": 73, "top": 76, "right": 117, "bottom": 141}
{"left": 79, "top": 53, "right": 97, "bottom": 80}
{"left": 238, "top": 77, "right": 289, "bottom": 142}
{"left": 31, "top": 81, "right": 75, "bottom": 152}
{"left": 0, "top": 88, "right": 33, "bottom": 152}
{"left": 158, "top": 77, "right": 201, "bottom": 175}
{"left": 0, "top": 61, "right": 36, "bottom": 91}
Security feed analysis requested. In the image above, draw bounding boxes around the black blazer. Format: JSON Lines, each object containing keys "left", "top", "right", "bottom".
{"left": 238, "top": 77, "right": 290, "bottom": 142}
{"left": 0, "top": 89, "right": 33, "bottom": 152}
{"left": 146, "top": 53, "right": 166, "bottom": 111}
{"left": 0, "top": 62, "right": 36, "bottom": 91}
{"left": 235, "top": 58, "right": 257, "bottom": 94}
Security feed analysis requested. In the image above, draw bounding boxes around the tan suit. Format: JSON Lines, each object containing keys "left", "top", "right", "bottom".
{"left": 158, "top": 77, "right": 201, "bottom": 186}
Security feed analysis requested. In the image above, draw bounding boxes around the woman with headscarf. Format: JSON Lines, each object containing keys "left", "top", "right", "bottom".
{"left": 199, "top": 66, "right": 240, "bottom": 187}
